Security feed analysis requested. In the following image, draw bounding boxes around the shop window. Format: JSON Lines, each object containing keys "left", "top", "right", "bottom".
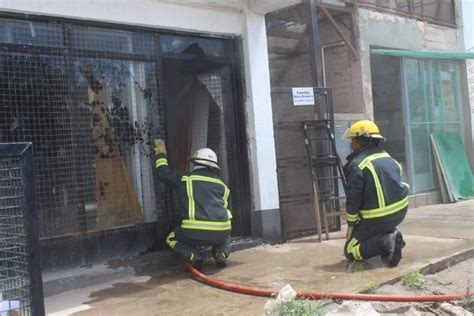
{"left": 72, "top": 58, "right": 161, "bottom": 230}
{"left": 0, "top": 19, "right": 64, "bottom": 47}
{"left": 159, "top": 35, "right": 229, "bottom": 58}
{"left": 0, "top": 53, "right": 71, "bottom": 237}
{"left": 0, "top": 20, "right": 165, "bottom": 237}
{"left": 71, "top": 27, "right": 154, "bottom": 55}
{"left": 403, "top": 58, "right": 463, "bottom": 193}
{"left": 371, "top": 55, "right": 409, "bottom": 182}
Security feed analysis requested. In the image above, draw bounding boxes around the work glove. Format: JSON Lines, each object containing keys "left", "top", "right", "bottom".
{"left": 346, "top": 226, "right": 353, "bottom": 240}
{"left": 153, "top": 139, "right": 167, "bottom": 156}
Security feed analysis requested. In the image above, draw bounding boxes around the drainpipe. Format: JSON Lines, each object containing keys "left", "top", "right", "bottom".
{"left": 307, "top": 0, "right": 324, "bottom": 88}
{"left": 321, "top": 41, "right": 345, "bottom": 87}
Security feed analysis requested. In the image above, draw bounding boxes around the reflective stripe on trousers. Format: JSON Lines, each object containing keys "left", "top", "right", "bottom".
{"left": 346, "top": 237, "right": 362, "bottom": 261}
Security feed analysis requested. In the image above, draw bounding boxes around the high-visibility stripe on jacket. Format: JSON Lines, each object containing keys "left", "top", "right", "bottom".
{"left": 343, "top": 147, "right": 409, "bottom": 226}
{"left": 155, "top": 154, "right": 232, "bottom": 241}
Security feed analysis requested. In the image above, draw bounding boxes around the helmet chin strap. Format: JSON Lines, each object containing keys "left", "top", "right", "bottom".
{"left": 192, "top": 165, "right": 207, "bottom": 171}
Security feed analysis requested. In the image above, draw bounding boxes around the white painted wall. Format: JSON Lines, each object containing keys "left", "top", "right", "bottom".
{"left": 0, "top": 0, "right": 281, "bottom": 211}
{"left": 0, "top": 0, "right": 245, "bottom": 35}
{"left": 242, "top": 9, "right": 280, "bottom": 211}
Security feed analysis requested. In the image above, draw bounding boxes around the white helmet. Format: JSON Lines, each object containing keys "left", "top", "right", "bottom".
{"left": 191, "top": 148, "right": 220, "bottom": 169}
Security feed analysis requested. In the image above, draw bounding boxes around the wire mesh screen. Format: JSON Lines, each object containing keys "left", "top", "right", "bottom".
{"left": 0, "top": 19, "right": 171, "bottom": 240}
{"left": 0, "top": 144, "right": 44, "bottom": 316}
{"left": 271, "top": 87, "right": 342, "bottom": 239}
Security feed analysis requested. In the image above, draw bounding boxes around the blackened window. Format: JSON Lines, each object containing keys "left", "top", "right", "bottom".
{"left": 159, "top": 35, "right": 229, "bottom": 57}
{"left": 0, "top": 18, "right": 168, "bottom": 238}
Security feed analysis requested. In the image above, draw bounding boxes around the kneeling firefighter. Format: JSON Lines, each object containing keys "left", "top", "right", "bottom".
{"left": 342, "top": 120, "right": 409, "bottom": 267}
{"left": 154, "top": 139, "right": 232, "bottom": 269}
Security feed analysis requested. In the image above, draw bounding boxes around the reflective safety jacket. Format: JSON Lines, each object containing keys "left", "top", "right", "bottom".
{"left": 155, "top": 154, "right": 232, "bottom": 241}
{"left": 343, "top": 147, "right": 409, "bottom": 227}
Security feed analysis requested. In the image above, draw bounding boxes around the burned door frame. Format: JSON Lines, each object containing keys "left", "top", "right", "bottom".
{"left": 159, "top": 35, "right": 252, "bottom": 237}
{"left": 0, "top": 12, "right": 251, "bottom": 269}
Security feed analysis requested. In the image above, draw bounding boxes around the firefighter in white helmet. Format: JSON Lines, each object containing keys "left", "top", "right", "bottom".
{"left": 342, "top": 120, "right": 409, "bottom": 267}
{"left": 154, "top": 139, "right": 232, "bottom": 270}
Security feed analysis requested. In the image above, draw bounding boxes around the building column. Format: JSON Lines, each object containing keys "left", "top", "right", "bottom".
{"left": 242, "top": 9, "right": 281, "bottom": 240}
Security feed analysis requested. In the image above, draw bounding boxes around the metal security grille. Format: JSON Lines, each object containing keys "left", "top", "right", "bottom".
{"left": 0, "top": 16, "right": 248, "bottom": 264}
{"left": 0, "top": 143, "right": 44, "bottom": 316}
{"left": 271, "top": 88, "right": 342, "bottom": 240}
{"left": 0, "top": 18, "right": 171, "bottom": 240}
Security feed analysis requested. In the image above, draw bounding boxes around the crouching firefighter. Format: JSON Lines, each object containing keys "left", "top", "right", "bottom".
{"left": 154, "top": 139, "right": 232, "bottom": 269}
{"left": 342, "top": 120, "right": 409, "bottom": 267}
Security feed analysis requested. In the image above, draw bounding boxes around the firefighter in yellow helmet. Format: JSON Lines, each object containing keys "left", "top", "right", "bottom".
{"left": 342, "top": 120, "right": 409, "bottom": 267}
{"left": 153, "top": 139, "right": 232, "bottom": 270}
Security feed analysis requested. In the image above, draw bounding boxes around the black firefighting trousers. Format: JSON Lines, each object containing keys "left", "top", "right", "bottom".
{"left": 344, "top": 207, "right": 407, "bottom": 261}
{"left": 166, "top": 227, "right": 231, "bottom": 261}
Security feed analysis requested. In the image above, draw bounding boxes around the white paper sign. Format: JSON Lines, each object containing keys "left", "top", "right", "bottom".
{"left": 292, "top": 87, "right": 315, "bottom": 106}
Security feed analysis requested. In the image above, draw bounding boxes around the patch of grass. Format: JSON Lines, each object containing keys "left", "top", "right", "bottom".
{"left": 401, "top": 270, "right": 424, "bottom": 288}
{"left": 463, "top": 295, "right": 474, "bottom": 313}
{"left": 366, "top": 282, "right": 380, "bottom": 294}
{"left": 266, "top": 298, "right": 329, "bottom": 316}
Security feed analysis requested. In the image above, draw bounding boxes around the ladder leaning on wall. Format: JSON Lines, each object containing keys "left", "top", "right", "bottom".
{"left": 302, "top": 88, "right": 347, "bottom": 242}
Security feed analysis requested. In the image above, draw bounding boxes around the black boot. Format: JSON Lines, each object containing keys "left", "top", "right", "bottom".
{"left": 396, "top": 230, "right": 406, "bottom": 249}
{"left": 381, "top": 231, "right": 403, "bottom": 267}
{"left": 214, "top": 252, "right": 228, "bottom": 268}
{"left": 188, "top": 253, "right": 204, "bottom": 271}
{"left": 382, "top": 229, "right": 406, "bottom": 263}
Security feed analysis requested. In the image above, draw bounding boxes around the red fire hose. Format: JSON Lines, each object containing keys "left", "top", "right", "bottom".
{"left": 186, "top": 263, "right": 471, "bottom": 302}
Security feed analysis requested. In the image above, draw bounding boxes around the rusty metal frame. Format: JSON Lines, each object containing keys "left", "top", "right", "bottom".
{"left": 355, "top": 1, "right": 457, "bottom": 28}
{"left": 319, "top": 6, "right": 359, "bottom": 58}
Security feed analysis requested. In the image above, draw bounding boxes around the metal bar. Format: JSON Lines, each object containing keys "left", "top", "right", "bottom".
{"left": 307, "top": 0, "right": 324, "bottom": 88}
{"left": 321, "top": 41, "right": 346, "bottom": 87}
{"left": 307, "top": 137, "right": 332, "bottom": 141}
{"left": 401, "top": 58, "right": 415, "bottom": 194}
{"left": 304, "top": 125, "right": 323, "bottom": 242}
{"left": 317, "top": 3, "right": 354, "bottom": 13}
{"left": 319, "top": 6, "right": 358, "bottom": 58}
{"left": 20, "top": 144, "right": 45, "bottom": 316}
{"left": 313, "top": 176, "right": 343, "bottom": 181}
{"left": 321, "top": 200, "right": 330, "bottom": 240}
{"left": 320, "top": 196, "right": 346, "bottom": 201}
{"left": 64, "top": 23, "right": 87, "bottom": 235}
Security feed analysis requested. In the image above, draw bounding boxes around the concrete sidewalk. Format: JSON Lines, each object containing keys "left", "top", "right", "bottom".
{"left": 45, "top": 200, "right": 474, "bottom": 315}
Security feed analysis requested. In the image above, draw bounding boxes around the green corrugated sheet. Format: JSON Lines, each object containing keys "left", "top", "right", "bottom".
{"left": 371, "top": 49, "right": 474, "bottom": 60}
{"left": 432, "top": 132, "right": 474, "bottom": 201}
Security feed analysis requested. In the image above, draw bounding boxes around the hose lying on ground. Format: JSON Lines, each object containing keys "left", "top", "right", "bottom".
{"left": 186, "top": 262, "right": 471, "bottom": 303}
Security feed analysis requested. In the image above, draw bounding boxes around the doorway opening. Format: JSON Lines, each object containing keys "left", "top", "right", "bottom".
{"left": 371, "top": 54, "right": 409, "bottom": 184}
{"left": 162, "top": 56, "right": 249, "bottom": 237}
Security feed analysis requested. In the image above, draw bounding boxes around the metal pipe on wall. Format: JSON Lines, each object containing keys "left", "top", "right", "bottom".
{"left": 321, "top": 41, "right": 345, "bottom": 87}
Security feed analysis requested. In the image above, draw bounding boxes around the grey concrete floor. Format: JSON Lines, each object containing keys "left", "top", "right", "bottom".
{"left": 45, "top": 200, "right": 474, "bottom": 315}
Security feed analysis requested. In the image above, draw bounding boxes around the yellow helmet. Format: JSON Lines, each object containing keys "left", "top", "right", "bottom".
{"left": 342, "top": 120, "right": 386, "bottom": 142}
